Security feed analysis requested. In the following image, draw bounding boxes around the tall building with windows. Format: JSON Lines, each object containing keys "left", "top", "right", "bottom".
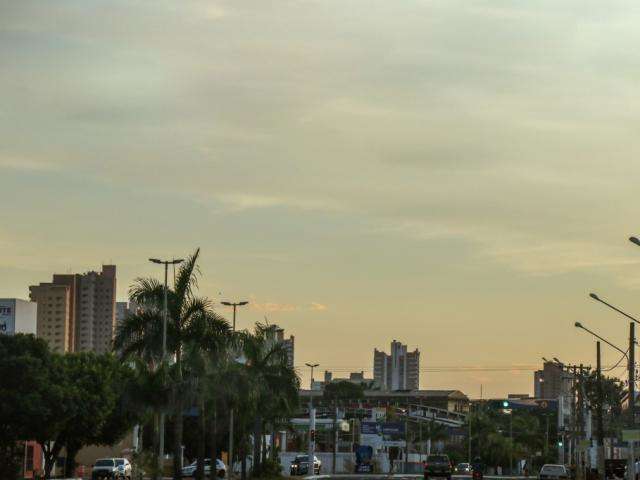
{"left": 29, "top": 282, "right": 74, "bottom": 353}
{"left": 373, "top": 340, "right": 420, "bottom": 391}
{"left": 30, "top": 265, "right": 117, "bottom": 353}
{"left": 265, "top": 324, "right": 295, "bottom": 369}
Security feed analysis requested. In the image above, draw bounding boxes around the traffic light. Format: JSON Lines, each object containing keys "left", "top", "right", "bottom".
{"left": 502, "top": 401, "right": 509, "bottom": 408}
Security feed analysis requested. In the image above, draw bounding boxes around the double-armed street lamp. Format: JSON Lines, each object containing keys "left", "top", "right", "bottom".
{"left": 149, "top": 257, "right": 184, "bottom": 478}
{"left": 220, "top": 300, "right": 249, "bottom": 478}
{"left": 221, "top": 301, "right": 249, "bottom": 332}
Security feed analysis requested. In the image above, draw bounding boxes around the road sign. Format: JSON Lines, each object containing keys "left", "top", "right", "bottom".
{"left": 623, "top": 430, "right": 640, "bottom": 442}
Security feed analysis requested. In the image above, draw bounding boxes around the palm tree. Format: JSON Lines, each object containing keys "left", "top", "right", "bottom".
{"left": 115, "top": 248, "right": 212, "bottom": 480}
{"left": 182, "top": 310, "right": 234, "bottom": 480}
{"left": 239, "top": 322, "right": 300, "bottom": 476}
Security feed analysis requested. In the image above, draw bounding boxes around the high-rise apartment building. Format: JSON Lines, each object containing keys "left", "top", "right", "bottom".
{"left": 29, "top": 283, "right": 73, "bottom": 353}
{"left": 373, "top": 340, "right": 420, "bottom": 391}
{"left": 533, "top": 361, "right": 573, "bottom": 399}
{"left": 75, "top": 265, "right": 116, "bottom": 353}
{"left": 265, "top": 324, "right": 295, "bottom": 368}
{"left": 29, "top": 265, "right": 117, "bottom": 354}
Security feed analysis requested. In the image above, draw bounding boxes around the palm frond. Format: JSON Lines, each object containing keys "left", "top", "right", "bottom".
{"left": 174, "top": 248, "right": 201, "bottom": 309}
{"left": 128, "top": 277, "right": 164, "bottom": 310}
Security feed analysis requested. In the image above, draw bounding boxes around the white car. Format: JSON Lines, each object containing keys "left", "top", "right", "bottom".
{"left": 181, "top": 458, "right": 226, "bottom": 478}
{"left": 539, "top": 464, "right": 569, "bottom": 480}
{"left": 115, "top": 458, "right": 132, "bottom": 480}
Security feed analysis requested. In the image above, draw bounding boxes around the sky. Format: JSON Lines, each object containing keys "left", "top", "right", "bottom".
{"left": 2, "top": 0, "right": 640, "bottom": 398}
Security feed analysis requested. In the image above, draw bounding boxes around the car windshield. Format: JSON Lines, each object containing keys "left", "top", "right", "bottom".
{"left": 95, "top": 459, "right": 115, "bottom": 467}
{"left": 541, "top": 465, "right": 566, "bottom": 475}
{"left": 458, "top": 464, "right": 469, "bottom": 467}
{"left": 296, "top": 456, "right": 309, "bottom": 462}
{"left": 115, "top": 460, "right": 124, "bottom": 466}
{"left": 428, "top": 455, "right": 449, "bottom": 463}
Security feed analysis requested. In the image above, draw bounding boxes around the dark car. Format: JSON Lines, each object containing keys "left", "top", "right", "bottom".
{"left": 290, "top": 455, "right": 321, "bottom": 475}
{"left": 425, "top": 454, "right": 452, "bottom": 480}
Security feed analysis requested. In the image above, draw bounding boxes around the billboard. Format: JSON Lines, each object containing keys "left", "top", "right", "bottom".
{"left": 361, "top": 422, "right": 405, "bottom": 435}
{"left": 0, "top": 300, "right": 15, "bottom": 335}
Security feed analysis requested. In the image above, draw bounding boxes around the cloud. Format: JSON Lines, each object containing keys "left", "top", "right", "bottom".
{"left": 0, "top": 156, "right": 57, "bottom": 172}
{"left": 251, "top": 302, "right": 297, "bottom": 313}
{"left": 309, "top": 302, "right": 328, "bottom": 311}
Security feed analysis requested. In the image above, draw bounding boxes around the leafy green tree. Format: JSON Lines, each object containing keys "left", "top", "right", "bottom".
{"left": 0, "top": 334, "right": 66, "bottom": 479}
{"left": 57, "top": 352, "right": 140, "bottom": 476}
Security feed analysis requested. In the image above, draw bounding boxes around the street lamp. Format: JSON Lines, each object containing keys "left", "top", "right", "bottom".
{"left": 306, "top": 363, "right": 319, "bottom": 477}
{"left": 220, "top": 300, "right": 248, "bottom": 478}
{"left": 221, "top": 301, "right": 249, "bottom": 331}
{"left": 590, "top": 291, "right": 640, "bottom": 476}
{"left": 629, "top": 236, "right": 640, "bottom": 247}
{"left": 149, "top": 257, "right": 184, "bottom": 479}
{"left": 575, "top": 322, "right": 628, "bottom": 357}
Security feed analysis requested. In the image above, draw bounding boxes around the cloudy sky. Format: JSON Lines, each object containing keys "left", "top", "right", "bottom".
{"left": 3, "top": 0, "right": 640, "bottom": 397}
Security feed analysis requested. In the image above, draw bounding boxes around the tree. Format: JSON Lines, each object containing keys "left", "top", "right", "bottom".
{"left": 239, "top": 322, "right": 300, "bottom": 477}
{"left": 57, "top": 352, "right": 140, "bottom": 476}
{"left": 0, "top": 335, "right": 139, "bottom": 479}
{"left": 115, "top": 248, "right": 212, "bottom": 480}
{"left": 182, "top": 310, "right": 233, "bottom": 480}
{"left": 323, "top": 381, "right": 365, "bottom": 473}
{"left": 0, "top": 334, "right": 66, "bottom": 479}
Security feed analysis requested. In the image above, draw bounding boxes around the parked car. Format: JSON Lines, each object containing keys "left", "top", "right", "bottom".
{"left": 181, "top": 459, "right": 226, "bottom": 478}
{"left": 539, "top": 464, "right": 569, "bottom": 480}
{"left": 424, "top": 454, "right": 452, "bottom": 480}
{"left": 456, "top": 463, "right": 472, "bottom": 474}
{"left": 114, "top": 458, "right": 132, "bottom": 480}
{"left": 92, "top": 458, "right": 124, "bottom": 480}
{"left": 290, "top": 455, "right": 321, "bottom": 475}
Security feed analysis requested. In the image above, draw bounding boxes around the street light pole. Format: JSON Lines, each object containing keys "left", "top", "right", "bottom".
{"left": 221, "top": 300, "right": 248, "bottom": 478}
{"left": 589, "top": 292, "right": 638, "bottom": 473}
{"left": 221, "top": 301, "right": 249, "bottom": 332}
{"left": 596, "top": 342, "right": 605, "bottom": 480}
{"left": 149, "top": 257, "right": 184, "bottom": 479}
{"left": 306, "top": 363, "right": 319, "bottom": 477}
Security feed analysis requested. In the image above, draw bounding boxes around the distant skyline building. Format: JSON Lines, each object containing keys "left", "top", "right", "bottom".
{"left": 373, "top": 340, "right": 420, "bottom": 391}
{"left": 533, "top": 361, "right": 573, "bottom": 399}
{"left": 29, "top": 265, "right": 117, "bottom": 354}
{"left": 29, "top": 282, "right": 74, "bottom": 353}
{"left": 266, "top": 324, "right": 295, "bottom": 369}
{"left": 0, "top": 298, "right": 37, "bottom": 336}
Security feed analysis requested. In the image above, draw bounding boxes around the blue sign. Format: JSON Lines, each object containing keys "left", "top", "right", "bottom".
{"left": 361, "top": 422, "right": 405, "bottom": 435}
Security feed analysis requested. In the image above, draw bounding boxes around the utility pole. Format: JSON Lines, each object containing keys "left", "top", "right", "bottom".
{"left": 629, "top": 322, "right": 636, "bottom": 480}
{"left": 221, "top": 300, "right": 248, "bottom": 479}
{"left": 404, "top": 414, "right": 409, "bottom": 474}
{"left": 576, "top": 364, "right": 586, "bottom": 480}
{"left": 597, "top": 342, "right": 605, "bottom": 480}
{"left": 509, "top": 411, "right": 513, "bottom": 475}
{"left": 306, "top": 363, "right": 319, "bottom": 477}
{"left": 468, "top": 404, "right": 472, "bottom": 463}
{"left": 149, "top": 257, "right": 184, "bottom": 480}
